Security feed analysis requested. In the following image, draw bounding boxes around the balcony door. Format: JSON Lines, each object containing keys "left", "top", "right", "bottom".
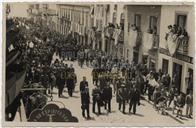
{"left": 149, "top": 16, "right": 157, "bottom": 33}
{"left": 173, "top": 62, "right": 182, "bottom": 93}
{"left": 162, "top": 59, "right": 169, "bottom": 74}
{"left": 176, "top": 14, "right": 187, "bottom": 28}
{"left": 134, "top": 14, "right": 141, "bottom": 31}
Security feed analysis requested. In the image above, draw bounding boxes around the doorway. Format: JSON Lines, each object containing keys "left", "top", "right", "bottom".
{"left": 172, "top": 62, "right": 182, "bottom": 93}
{"left": 162, "top": 59, "right": 169, "bottom": 74}
{"left": 133, "top": 51, "right": 139, "bottom": 64}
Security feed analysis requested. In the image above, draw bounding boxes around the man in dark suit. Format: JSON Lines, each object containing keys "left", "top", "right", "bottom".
{"left": 102, "top": 83, "right": 112, "bottom": 112}
{"left": 92, "top": 85, "right": 102, "bottom": 114}
{"left": 66, "top": 71, "right": 77, "bottom": 97}
{"left": 80, "top": 86, "right": 90, "bottom": 119}
{"left": 56, "top": 72, "right": 65, "bottom": 98}
{"left": 129, "top": 83, "right": 140, "bottom": 114}
{"left": 118, "top": 82, "right": 127, "bottom": 114}
{"left": 80, "top": 76, "right": 88, "bottom": 92}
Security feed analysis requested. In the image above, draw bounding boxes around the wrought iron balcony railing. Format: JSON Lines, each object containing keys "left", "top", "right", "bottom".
{"left": 176, "top": 35, "right": 189, "bottom": 54}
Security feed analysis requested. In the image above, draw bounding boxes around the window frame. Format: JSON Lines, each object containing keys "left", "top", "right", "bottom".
{"left": 134, "top": 14, "right": 141, "bottom": 30}
{"left": 149, "top": 16, "right": 157, "bottom": 30}
{"left": 175, "top": 12, "right": 188, "bottom": 29}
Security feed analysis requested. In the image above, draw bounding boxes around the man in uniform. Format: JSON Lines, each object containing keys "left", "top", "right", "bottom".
{"left": 80, "top": 76, "right": 89, "bottom": 92}
{"left": 66, "top": 71, "right": 77, "bottom": 97}
{"left": 102, "top": 82, "right": 112, "bottom": 113}
{"left": 92, "top": 67, "right": 99, "bottom": 86}
{"left": 56, "top": 71, "right": 65, "bottom": 98}
{"left": 80, "top": 86, "right": 90, "bottom": 119}
{"left": 129, "top": 83, "right": 140, "bottom": 114}
{"left": 92, "top": 85, "right": 102, "bottom": 115}
{"left": 117, "top": 81, "right": 127, "bottom": 114}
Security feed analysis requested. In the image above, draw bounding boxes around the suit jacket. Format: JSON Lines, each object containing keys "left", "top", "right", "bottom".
{"left": 102, "top": 87, "right": 112, "bottom": 101}
{"left": 80, "top": 81, "right": 88, "bottom": 92}
{"left": 81, "top": 91, "right": 90, "bottom": 104}
{"left": 129, "top": 88, "right": 140, "bottom": 103}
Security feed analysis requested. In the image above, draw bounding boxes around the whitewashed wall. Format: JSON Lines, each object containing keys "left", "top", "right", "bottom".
{"left": 159, "top": 5, "right": 195, "bottom": 57}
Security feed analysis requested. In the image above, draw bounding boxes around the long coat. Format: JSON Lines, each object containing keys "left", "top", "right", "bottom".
{"left": 81, "top": 91, "right": 90, "bottom": 109}
{"left": 56, "top": 74, "right": 65, "bottom": 90}
{"left": 66, "top": 76, "right": 75, "bottom": 89}
{"left": 102, "top": 87, "right": 112, "bottom": 101}
{"left": 129, "top": 88, "right": 140, "bottom": 104}
{"left": 80, "top": 81, "right": 88, "bottom": 92}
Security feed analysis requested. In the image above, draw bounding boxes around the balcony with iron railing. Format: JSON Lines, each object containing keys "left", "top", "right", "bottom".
{"left": 176, "top": 35, "right": 189, "bottom": 54}
{"left": 165, "top": 26, "right": 189, "bottom": 55}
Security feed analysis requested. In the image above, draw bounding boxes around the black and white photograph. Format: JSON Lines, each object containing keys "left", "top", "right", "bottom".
{"left": 3, "top": 1, "right": 195, "bottom": 127}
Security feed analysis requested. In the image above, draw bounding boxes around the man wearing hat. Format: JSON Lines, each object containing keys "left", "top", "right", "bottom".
{"left": 80, "top": 76, "right": 89, "bottom": 92}
{"left": 117, "top": 80, "right": 127, "bottom": 114}
{"left": 66, "top": 71, "right": 77, "bottom": 97}
{"left": 92, "top": 85, "right": 102, "bottom": 115}
{"left": 102, "top": 82, "right": 112, "bottom": 113}
{"left": 129, "top": 83, "right": 140, "bottom": 114}
{"left": 80, "top": 86, "right": 90, "bottom": 119}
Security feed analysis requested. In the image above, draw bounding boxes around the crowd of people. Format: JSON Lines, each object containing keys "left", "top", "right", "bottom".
{"left": 165, "top": 24, "right": 189, "bottom": 44}
{"left": 8, "top": 17, "right": 193, "bottom": 120}
{"left": 76, "top": 48, "right": 193, "bottom": 119}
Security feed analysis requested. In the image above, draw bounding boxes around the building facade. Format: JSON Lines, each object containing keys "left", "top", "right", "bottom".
{"left": 27, "top": 4, "right": 57, "bottom": 30}
{"left": 158, "top": 5, "right": 194, "bottom": 94}
{"left": 7, "top": 3, "right": 29, "bottom": 18}
{"left": 56, "top": 4, "right": 91, "bottom": 46}
{"left": 92, "top": 4, "right": 125, "bottom": 57}
{"left": 124, "top": 5, "right": 161, "bottom": 66}
{"left": 104, "top": 4, "right": 125, "bottom": 58}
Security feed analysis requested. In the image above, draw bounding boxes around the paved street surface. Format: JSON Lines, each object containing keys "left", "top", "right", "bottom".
{"left": 49, "top": 55, "right": 194, "bottom": 126}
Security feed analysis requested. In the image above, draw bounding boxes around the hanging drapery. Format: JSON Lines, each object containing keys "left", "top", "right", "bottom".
{"left": 129, "top": 30, "right": 138, "bottom": 47}
{"left": 166, "top": 33, "right": 179, "bottom": 56}
{"left": 143, "top": 32, "right": 154, "bottom": 54}
{"left": 114, "top": 29, "right": 121, "bottom": 45}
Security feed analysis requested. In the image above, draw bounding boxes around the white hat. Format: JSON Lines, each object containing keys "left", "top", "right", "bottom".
{"left": 121, "top": 83, "right": 126, "bottom": 87}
